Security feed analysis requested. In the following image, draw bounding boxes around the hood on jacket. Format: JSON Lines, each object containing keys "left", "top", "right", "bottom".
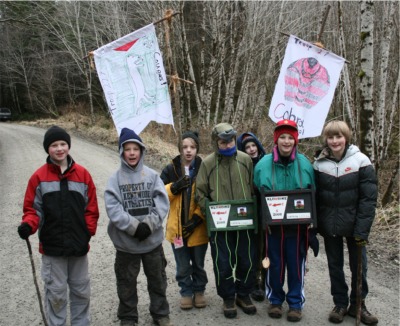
{"left": 237, "top": 132, "right": 266, "bottom": 156}
{"left": 119, "top": 128, "right": 146, "bottom": 154}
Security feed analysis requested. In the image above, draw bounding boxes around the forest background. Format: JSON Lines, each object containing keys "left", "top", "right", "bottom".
{"left": 0, "top": 1, "right": 398, "bottom": 263}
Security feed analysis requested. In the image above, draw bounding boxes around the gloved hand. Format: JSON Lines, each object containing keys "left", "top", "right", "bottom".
{"left": 171, "top": 176, "right": 190, "bottom": 195}
{"left": 355, "top": 237, "right": 368, "bottom": 247}
{"left": 308, "top": 228, "right": 319, "bottom": 257}
{"left": 182, "top": 214, "right": 203, "bottom": 239}
{"left": 134, "top": 223, "right": 151, "bottom": 241}
{"left": 18, "top": 223, "right": 32, "bottom": 240}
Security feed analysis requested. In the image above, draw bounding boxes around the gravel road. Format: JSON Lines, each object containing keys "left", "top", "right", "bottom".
{"left": 0, "top": 123, "right": 398, "bottom": 326}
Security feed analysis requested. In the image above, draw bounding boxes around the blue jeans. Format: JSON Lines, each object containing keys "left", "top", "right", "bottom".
{"left": 324, "top": 235, "right": 369, "bottom": 307}
{"left": 171, "top": 243, "right": 208, "bottom": 297}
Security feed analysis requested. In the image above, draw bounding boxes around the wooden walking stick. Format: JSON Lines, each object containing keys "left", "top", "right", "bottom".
{"left": 355, "top": 244, "right": 362, "bottom": 326}
{"left": 26, "top": 239, "right": 48, "bottom": 326}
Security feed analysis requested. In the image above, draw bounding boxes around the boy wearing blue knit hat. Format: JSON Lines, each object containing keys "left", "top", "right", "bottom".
{"left": 105, "top": 128, "right": 173, "bottom": 326}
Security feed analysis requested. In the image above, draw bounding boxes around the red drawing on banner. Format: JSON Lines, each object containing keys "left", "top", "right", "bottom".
{"left": 284, "top": 57, "right": 330, "bottom": 109}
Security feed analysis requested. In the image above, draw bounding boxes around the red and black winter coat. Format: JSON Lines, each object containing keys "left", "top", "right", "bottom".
{"left": 22, "top": 156, "right": 99, "bottom": 256}
{"left": 313, "top": 145, "right": 377, "bottom": 240}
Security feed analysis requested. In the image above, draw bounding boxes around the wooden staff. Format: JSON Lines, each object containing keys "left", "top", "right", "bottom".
{"left": 26, "top": 239, "right": 48, "bottom": 326}
{"left": 356, "top": 245, "right": 362, "bottom": 326}
{"left": 162, "top": 10, "right": 190, "bottom": 224}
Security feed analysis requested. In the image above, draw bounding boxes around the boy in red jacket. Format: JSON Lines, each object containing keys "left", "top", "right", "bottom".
{"left": 17, "top": 125, "right": 99, "bottom": 326}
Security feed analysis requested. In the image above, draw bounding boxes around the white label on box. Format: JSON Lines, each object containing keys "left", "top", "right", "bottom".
{"left": 287, "top": 212, "right": 311, "bottom": 220}
{"left": 230, "top": 219, "right": 253, "bottom": 227}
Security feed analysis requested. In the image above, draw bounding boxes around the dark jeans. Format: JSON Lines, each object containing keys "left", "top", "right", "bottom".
{"left": 210, "top": 230, "right": 256, "bottom": 300}
{"left": 114, "top": 245, "right": 170, "bottom": 322}
{"left": 324, "top": 235, "right": 369, "bottom": 307}
{"left": 171, "top": 243, "right": 208, "bottom": 297}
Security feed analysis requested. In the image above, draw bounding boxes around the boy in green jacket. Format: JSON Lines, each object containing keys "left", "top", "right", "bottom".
{"left": 196, "top": 123, "right": 257, "bottom": 319}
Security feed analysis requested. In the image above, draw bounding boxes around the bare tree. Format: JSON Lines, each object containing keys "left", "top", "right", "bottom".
{"left": 358, "top": 0, "right": 375, "bottom": 162}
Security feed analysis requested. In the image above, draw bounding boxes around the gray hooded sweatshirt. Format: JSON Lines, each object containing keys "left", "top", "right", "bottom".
{"left": 105, "top": 144, "right": 170, "bottom": 254}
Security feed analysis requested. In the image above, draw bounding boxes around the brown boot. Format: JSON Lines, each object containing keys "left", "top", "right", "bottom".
{"left": 268, "top": 304, "right": 283, "bottom": 319}
{"left": 348, "top": 302, "right": 378, "bottom": 325}
{"left": 180, "top": 296, "right": 193, "bottom": 310}
{"left": 194, "top": 292, "right": 207, "bottom": 308}
{"left": 329, "top": 305, "right": 347, "bottom": 323}
{"left": 223, "top": 298, "right": 237, "bottom": 319}
{"left": 236, "top": 295, "right": 257, "bottom": 315}
{"left": 287, "top": 308, "right": 302, "bottom": 322}
{"left": 153, "top": 316, "right": 173, "bottom": 326}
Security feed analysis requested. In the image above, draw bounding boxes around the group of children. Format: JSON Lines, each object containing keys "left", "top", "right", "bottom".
{"left": 17, "top": 119, "right": 378, "bottom": 326}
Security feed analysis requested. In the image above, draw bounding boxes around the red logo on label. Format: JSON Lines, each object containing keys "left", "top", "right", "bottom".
{"left": 345, "top": 167, "right": 352, "bottom": 172}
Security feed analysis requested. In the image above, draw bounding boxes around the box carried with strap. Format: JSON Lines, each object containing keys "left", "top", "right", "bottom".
{"left": 260, "top": 187, "right": 317, "bottom": 228}
{"left": 205, "top": 197, "right": 258, "bottom": 236}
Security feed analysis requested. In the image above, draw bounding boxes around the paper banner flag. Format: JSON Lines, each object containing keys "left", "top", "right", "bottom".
{"left": 269, "top": 35, "right": 345, "bottom": 138}
{"left": 93, "top": 24, "right": 173, "bottom": 135}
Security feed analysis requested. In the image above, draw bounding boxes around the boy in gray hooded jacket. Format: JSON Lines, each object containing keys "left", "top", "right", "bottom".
{"left": 105, "top": 127, "right": 172, "bottom": 326}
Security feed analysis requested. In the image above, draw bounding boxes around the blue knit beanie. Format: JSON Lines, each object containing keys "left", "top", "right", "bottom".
{"left": 118, "top": 128, "right": 146, "bottom": 151}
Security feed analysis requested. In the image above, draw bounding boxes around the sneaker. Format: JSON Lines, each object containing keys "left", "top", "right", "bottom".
{"left": 194, "top": 292, "right": 207, "bottom": 308}
{"left": 348, "top": 302, "right": 378, "bottom": 325}
{"left": 180, "top": 296, "right": 193, "bottom": 310}
{"left": 268, "top": 304, "right": 283, "bottom": 319}
{"left": 287, "top": 308, "right": 302, "bottom": 322}
{"left": 236, "top": 295, "right": 257, "bottom": 315}
{"left": 223, "top": 298, "right": 237, "bottom": 319}
{"left": 251, "top": 288, "right": 265, "bottom": 302}
{"left": 153, "top": 316, "right": 173, "bottom": 326}
{"left": 329, "top": 306, "right": 347, "bottom": 324}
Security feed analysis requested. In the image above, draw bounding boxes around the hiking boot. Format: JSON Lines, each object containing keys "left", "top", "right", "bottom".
{"left": 194, "top": 292, "right": 207, "bottom": 308}
{"left": 153, "top": 316, "right": 173, "bottom": 326}
{"left": 236, "top": 295, "right": 257, "bottom": 315}
{"left": 223, "top": 298, "right": 237, "bottom": 319}
{"left": 120, "top": 320, "right": 137, "bottom": 326}
{"left": 348, "top": 302, "right": 378, "bottom": 325}
{"left": 251, "top": 288, "right": 265, "bottom": 302}
{"left": 180, "top": 296, "right": 193, "bottom": 310}
{"left": 268, "top": 304, "right": 283, "bottom": 319}
{"left": 329, "top": 306, "right": 347, "bottom": 324}
{"left": 287, "top": 308, "right": 302, "bottom": 322}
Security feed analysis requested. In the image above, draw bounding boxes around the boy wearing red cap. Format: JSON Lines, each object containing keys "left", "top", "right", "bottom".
{"left": 253, "top": 119, "right": 316, "bottom": 322}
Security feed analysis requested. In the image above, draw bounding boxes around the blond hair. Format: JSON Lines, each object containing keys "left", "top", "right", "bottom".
{"left": 322, "top": 120, "right": 352, "bottom": 144}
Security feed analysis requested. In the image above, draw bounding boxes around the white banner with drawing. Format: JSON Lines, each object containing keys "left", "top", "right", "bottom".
{"left": 269, "top": 35, "right": 345, "bottom": 138}
{"left": 93, "top": 24, "right": 173, "bottom": 135}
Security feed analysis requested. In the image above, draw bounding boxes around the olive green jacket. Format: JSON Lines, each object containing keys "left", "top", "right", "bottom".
{"left": 195, "top": 151, "right": 254, "bottom": 216}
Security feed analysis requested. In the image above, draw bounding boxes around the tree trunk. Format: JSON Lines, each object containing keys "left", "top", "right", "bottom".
{"left": 359, "top": 0, "right": 375, "bottom": 163}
